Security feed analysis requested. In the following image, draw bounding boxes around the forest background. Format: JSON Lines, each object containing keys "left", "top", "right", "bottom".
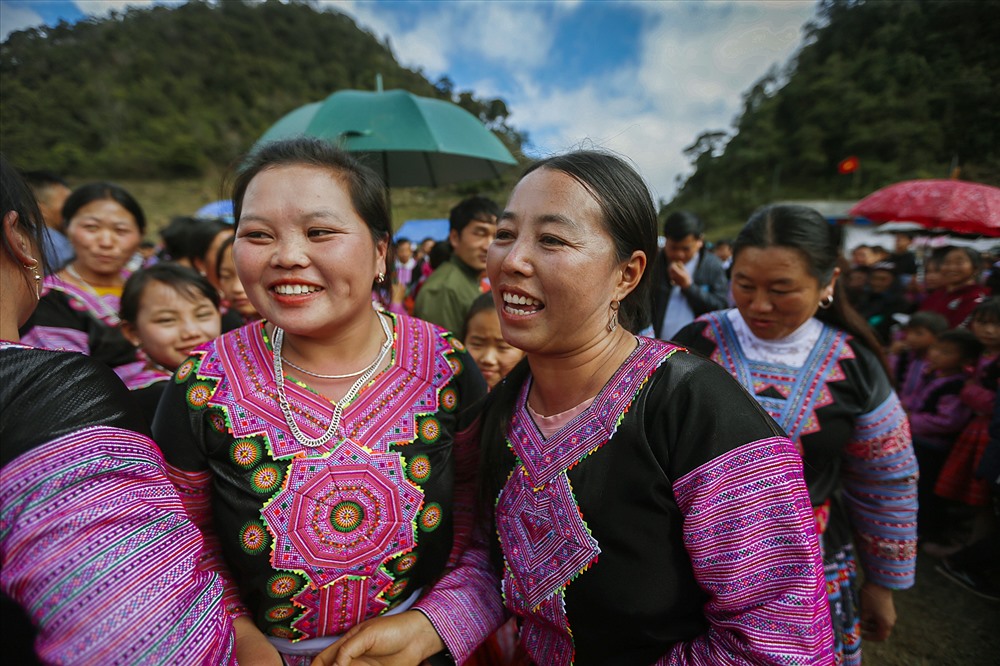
{"left": 2, "top": 0, "right": 999, "bottom": 240}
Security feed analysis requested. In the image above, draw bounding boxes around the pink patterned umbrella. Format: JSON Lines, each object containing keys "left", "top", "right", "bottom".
{"left": 849, "top": 179, "right": 1000, "bottom": 237}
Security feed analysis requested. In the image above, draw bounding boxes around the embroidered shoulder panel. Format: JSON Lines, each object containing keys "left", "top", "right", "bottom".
{"left": 697, "top": 312, "right": 855, "bottom": 445}
{"left": 498, "top": 337, "right": 679, "bottom": 665}
{"left": 194, "top": 316, "right": 457, "bottom": 459}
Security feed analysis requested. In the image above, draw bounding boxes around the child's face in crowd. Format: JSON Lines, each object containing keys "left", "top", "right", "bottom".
{"left": 923, "top": 264, "right": 943, "bottom": 291}
{"left": 217, "top": 244, "right": 257, "bottom": 319}
{"left": 123, "top": 281, "right": 221, "bottom": 371}
{"left": 972, "top": 316, "right": 1000, "bottom": 353}
{"left": 904, "top": 326, "right": 937, "bottom": 354}
{"left": 926, "top": 341, "right": 966, "bottom": 374}
{"left": 396, "top": 241, "right": 413, "bottom": 264}
{"left": 464, "top": 308, "right": 524, "bottom": 390}
{"left": 868, "top": 270, "right": 895, "bottom": 293}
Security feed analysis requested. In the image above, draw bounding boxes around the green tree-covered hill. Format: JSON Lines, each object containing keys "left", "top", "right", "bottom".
{"left": 0, "top": 0, "right": 525, "bottom": 179}
{"left": 667, "top": 0, "right": 1000, "bottom": 236}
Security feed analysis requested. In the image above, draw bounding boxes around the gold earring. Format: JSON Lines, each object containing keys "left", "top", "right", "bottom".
{"left": 607, "top": 300, "right": 620, "bottom": 332}
{"left": 377, "top": 272, "right": 386, "bottom": 284}
{"left": 24, "top": 261, "right": 41, "bottom": 300}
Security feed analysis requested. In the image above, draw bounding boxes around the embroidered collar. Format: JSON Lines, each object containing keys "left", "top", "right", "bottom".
{"left": 509, "top": 337, "right": 678, "bottom": 487}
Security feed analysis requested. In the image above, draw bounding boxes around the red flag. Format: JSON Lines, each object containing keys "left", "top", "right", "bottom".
{"left": 838, "top": 156, "right": 860, "bottom": 174}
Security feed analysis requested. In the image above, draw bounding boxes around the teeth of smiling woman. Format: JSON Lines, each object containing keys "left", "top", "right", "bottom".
{"left": 274, "top": 284, "right": 321, "bottom": 295}
{"left": 502, "top": 293, "right": 541, "bottom": 307}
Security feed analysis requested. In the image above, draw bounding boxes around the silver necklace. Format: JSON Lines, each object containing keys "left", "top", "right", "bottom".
{"left": 272, "top": 312, "right": 393, "bottom": 449}
{"left": 64, "top": 263, "right": 121, "bottom": 323}
{"left": 281, "top": 355, "right": 369, "bottom": 379}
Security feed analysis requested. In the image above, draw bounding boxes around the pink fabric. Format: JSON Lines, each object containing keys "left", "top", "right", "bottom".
{"left": 412, "top": 423, "right": 505, "bottom": 662}
{"left": 1, "top": 427, "right": 236, "bottom": 663}
{"left": 661, "top": 437, "right": 834, "bottom": 664}
{"left": 164, "top": 464, "right": 250, "bottom": 619}
{"left": 526, "top": 397, "right": 595, "bottom": 439}
{"left": 20, "top": 325, "right": 89, "bottom": 355}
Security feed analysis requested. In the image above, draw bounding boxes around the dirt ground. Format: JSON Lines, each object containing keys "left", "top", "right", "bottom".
{"left": 863, "top": 554, "right": 1000, "bottom": 665}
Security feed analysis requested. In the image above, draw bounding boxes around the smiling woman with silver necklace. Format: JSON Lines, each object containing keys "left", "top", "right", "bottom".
{"left": 152, "top": 138, "right": 503, "bottom": 666}
{"left": 20, "top": 181, "right": 146, "bottom": 383}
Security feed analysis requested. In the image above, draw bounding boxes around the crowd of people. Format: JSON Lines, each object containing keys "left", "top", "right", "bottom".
{"left": 1, "top": 139, "right": 997, "bottom": 665}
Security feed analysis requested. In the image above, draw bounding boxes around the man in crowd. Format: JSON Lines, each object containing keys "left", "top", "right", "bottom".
{"left": 23, "top": 170, "right": 74, "bottom": 271}
{"left": 650, "top": 211, "right": 729, "bottom": 340}
{"left": 414, "top": 196, "right": 498, "bottom": 335}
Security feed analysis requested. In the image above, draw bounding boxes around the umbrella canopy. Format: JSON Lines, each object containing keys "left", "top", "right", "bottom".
{"left": 394, "top": 219, "right": 450, "bottom": 243}
{"left": 257, "top": 89, "right": 517, "bottom": 187}
{"left": 849, "top": 179, "right": 1000, "bottom": 237}
{"left": 195, "top": 199, "right": 234, "bottom": 223}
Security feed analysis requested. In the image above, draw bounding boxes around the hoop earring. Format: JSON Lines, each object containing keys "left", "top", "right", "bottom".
{"left": 607, "top": 300, "right": 620, "bottom": 332}
{"left": 819, "top": 294, "right": 834, "bottom": 309}
{"left": 24, "top": 262, "right": 41, "bottom": 301}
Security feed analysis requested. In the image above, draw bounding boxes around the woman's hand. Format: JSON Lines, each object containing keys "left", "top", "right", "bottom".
{"left": 859, "top": 581, "right": 897, "bottom": 642}
{"left": 234, "top": 616, "right": 284, "bottom": 666}
{"left": 310, "top": 611, "right": 445, "bottom": 666}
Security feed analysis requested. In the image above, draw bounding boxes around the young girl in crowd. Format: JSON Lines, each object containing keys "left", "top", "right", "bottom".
{"left": 909, "top": 328, "right": 982, "bottom": 540}
{"left": 215, "top": 234, "right": 259, "bottom": 331}
{"left": 933, "top": 299, "right": 1000, "bottom": 548}
{"left": 892, "top": 311, "right": 950, "bottom": 410}
{"left": 119, "top": 263, "right": 222, "bottom": 427}
{"left": 462, "top": 293, "right": 524, "bottom": 390}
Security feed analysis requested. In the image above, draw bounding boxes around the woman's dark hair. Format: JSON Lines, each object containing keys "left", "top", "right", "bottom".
{"left": 214, "top": 234, "right": 236, "bottom": 281}
{"left": 971, "top": 296, "right": 1000, "bottom": 325}
{"left": 462, "top": 292, "right": 497, "bottom": 341}
{"left": 1, "top": 154, "right": 50, "bottom": 276}
{"left": 62, "top": 182, "right": 146, "bottom": 233}
{"left": 229, "top": 138, "right": 393, "bottom": 286}
{"left": 230, "top": 138, "right": 390, "bottom": 244}
{"left": 662, "top": 210, "right": 704, "bottom": 241}
{"left": 477, "top": 150, "right": 658, "bottom": 542}
{"left": 160, "top": 216, "right": 203, "bottom": 263}
{"left": 188, "top": 218, "right": 231, "bottom": 265}
{"left": 119, "top": 263, "right": 220, "bottom": 325}
{"left": 733, "top": 204, "right": 890, "bottom": 375}
{"left": 937, "top": 328, "right": 983, "bottom": 365}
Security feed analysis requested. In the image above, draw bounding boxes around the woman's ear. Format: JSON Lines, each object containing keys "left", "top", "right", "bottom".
{"left": 120, "top": 320, "right": 141, "bottom": 348}
{"left": 616, "top": 250, "right": 647, "bottom": 301}
{"left": 3, "top": 211, "right": 38, "bottom": 268}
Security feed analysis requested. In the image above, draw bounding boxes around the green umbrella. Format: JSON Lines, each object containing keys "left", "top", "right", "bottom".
{"left": 257, "top": 88, "right": 517, "bottom": 187}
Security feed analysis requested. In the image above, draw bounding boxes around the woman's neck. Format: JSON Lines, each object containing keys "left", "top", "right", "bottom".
{"left": 271, "top": 310, "right": 390, "bottom": 374}
{"left": 526, "top": 329, "right": 637, "bottom": 417}
{"left": 65, "top": 261, "right": 122, "bottom": 289}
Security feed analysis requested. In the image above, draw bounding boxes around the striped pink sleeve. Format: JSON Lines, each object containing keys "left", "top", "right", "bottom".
{"left": 165, "top": 463, "right": 250, "bottom": 618}
{"left": 842, "top": 395, "right": 918, "bottom": 589}
{"left": 1, "top": 427, "right": 236, "bottom": 664}
{"left": 658, "top": 437, "right": 835, "bottom": 665}
{"left": 412, "top": 425, "right": 504, "bottom": 663}
{"left": 20, "top": 325, "right": 90, "bottom": 354}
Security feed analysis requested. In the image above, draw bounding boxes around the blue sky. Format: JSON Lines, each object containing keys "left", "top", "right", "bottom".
{"left": 1, "top": 0, "right": 821, "bottom": 201}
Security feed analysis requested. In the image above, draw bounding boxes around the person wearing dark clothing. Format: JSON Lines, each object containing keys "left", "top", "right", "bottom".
{"left": 650, "top": 211, "right": 728, "bottom": 340}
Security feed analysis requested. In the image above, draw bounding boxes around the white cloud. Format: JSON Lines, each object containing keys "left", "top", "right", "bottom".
{"left": 322, "top": 1, "right": 553, "bottom": 78}
{"left": 72, "top": 0, "right": 185, "bottom": 18}
{"left": 1, "top": 3, "right": 45, "bottom": 41}
{"left": 504, "top": 1, "right": 816, "bottom": 200}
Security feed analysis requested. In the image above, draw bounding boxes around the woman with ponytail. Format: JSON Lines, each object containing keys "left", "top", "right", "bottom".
{"left": 481, "top": 153, "right": 833, "bottom": 665}
{"left": 675, "top": 204, "right": 918, "bottom": 665}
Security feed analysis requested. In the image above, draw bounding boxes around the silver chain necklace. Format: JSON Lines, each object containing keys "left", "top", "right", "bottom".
{"left": 272, "top": 312, "right": 393, "bottom": 449}
{"left": 281, "top": 354, "right": 369, "bottom": 379}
